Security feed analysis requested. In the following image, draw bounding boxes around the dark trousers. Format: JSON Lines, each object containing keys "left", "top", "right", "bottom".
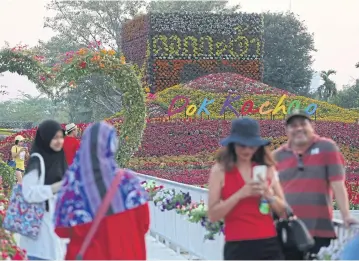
{"left": 283, "top": 237, "right": 331, "bottom": 260}
{"left": 224, "top": 237, "right": 284, "bottom": 260}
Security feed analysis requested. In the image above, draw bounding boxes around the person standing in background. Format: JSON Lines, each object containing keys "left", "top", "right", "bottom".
{"left": 11, "top": 135, "right": 29, "bottom": 183}
{"left": 63, "top": 123, "right": 80, "bottom": 165}
{"left": 20, "top": 120, "right": 67, "bottom": 260}
{"left": 54, "top": 122, "right": 149, "bottom": 260}
{"left": 274, "top": 109, "right": 357, "bottom": 260}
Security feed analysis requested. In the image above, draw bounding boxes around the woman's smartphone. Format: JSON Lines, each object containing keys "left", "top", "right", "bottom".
{"left": 253, "top": 165, "right": 267, "bottom": 182}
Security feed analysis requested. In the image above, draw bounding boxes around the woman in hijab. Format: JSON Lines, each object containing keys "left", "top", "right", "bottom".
{"left": 20, "top": 120, "right": 67, "bottom": 260}
{"left": 54, "top": 121, "right": 150, "bottom": 260}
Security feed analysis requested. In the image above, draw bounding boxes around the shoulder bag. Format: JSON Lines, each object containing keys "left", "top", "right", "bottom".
{"left": 2, "top": 153, "right": 46, "bottom": 239}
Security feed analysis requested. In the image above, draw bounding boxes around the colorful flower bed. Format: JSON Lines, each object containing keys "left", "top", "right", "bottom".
{"left": 141, "top": 180, "right": 223, "bottom": 240}
{"left": 149, "top": 83, "right": 359, "bottom": 123}
{"left": 186, "top": 73, "right": 292, "bottom": 96}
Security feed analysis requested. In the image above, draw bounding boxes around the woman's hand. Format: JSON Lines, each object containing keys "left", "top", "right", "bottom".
{"left": 51, "top": 180, "right": 63, "bottom": 194}
{"left": 239, "top": 181, "right": 265, "bottom": 198}
{"left": 258, "top": 177, "right": 274, "bottom": 199}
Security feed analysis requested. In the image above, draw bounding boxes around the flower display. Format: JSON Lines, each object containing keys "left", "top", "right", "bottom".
{"left": 122, "top": 13, "right": 265, "bottom": 93}
{"left": 141, "top": 181, "right": 222, "bottom": 240}
{"left": 148, "top": 81, "right": 359, "bottom": 122}
{"left": 0, "top": 45, "right": 146, "bottom": 167}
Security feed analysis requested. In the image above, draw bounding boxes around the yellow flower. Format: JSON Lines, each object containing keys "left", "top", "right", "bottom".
{"left": 144, "top": 86, "right": 150, "bottom": 93}
{"left": 100, "top": 49, "right": 107, "bottom": 55}
{"left": 77, "top": 48, "right": 87, "bottom": 55}
{"left": 120, "top": 56, "right": 126, "bottom": 64}
{"left": 107, "top": 50, "right": 116, "bottom": 55}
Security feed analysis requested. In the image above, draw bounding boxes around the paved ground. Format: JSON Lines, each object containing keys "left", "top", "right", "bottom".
{"left": 146, "top": 235, "right": 187, "bottom": 260}
{"left": 14, "top": 233, "right": 186, "bottom": 260}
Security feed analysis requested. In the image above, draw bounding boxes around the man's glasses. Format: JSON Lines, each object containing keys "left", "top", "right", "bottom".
{"left": 298, "top": 154, "right": 304, "bottom": 171}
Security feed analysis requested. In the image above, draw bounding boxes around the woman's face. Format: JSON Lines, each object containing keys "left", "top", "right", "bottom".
{"left": 234, "top": 144, "right": 258, "bottom": 162}
{"left": 49, "top": 130, "right": 64, "bottom": 152}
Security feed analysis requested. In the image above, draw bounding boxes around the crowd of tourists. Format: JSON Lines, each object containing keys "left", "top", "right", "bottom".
{"left": 2, "top": 110, "right": 359, "bottom": 260}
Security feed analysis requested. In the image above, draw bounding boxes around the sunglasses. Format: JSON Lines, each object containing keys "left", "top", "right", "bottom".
{"left": 298, "top": 154, "right": 304, "bottom": 171}
{"left": 235, "top": 143, "right": 257, "bottom": 149}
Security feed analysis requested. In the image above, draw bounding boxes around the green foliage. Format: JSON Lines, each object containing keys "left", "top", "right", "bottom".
{"left": 44, "top": 0, "right": 147, "bottom": 53}
{"left": 262, "top": 12, "right": 316, "bottom": 96}
{"left": 0, "top": 48, "right": 54, "bottom": 97}
{"left": 317, "top": 70, "right": 337, "bottom": 101}
{"left": 0, "top": 162, "right": 16, "bottom": 190}
{"left": 0, "top": 95, "right": 68, "bottom": 124}
{"left": 331, "top": 80, "right": 359, "bottom": 109}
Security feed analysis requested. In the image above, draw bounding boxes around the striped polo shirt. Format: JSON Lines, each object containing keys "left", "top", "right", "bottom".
{"left": 274, "top": 135, "right": 345, "bottom": 238}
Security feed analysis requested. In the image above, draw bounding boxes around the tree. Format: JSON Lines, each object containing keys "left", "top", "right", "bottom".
{"left": 331, "top": 79, "right": 359, "bottom": 109}
{"left": 148, "top": 0, "right": 240, "bottom": 13}
{"left": 0, "top": 95, "right": 68, "bottom": 123}
{"left": 317, "top": 70, "right": 337, "bottom": 101}
{"left": 356, "top": 62, "right": 359, "bottom": 68}
{"left": 44, "top": 0, "right": 147, "bottom": 53}
{"left": 262, "top": 12, "right": 316, "bottom": 96}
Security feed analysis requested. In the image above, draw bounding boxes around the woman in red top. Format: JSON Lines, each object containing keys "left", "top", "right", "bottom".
{"left": 208, "top": 118, "right": 286, "bottom": 260}
{"left": 54, "top": 121, "right": 149, "bottom": 260}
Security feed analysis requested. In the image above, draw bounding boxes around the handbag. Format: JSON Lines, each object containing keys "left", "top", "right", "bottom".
{"left": 2, "top": 153, "right": 46, "bottom": 239}
{"left": 274, "top": 205, "right": 314, "bottom": 252}
{"left": 75, "top": 169, "right": 124, "bottom": 260}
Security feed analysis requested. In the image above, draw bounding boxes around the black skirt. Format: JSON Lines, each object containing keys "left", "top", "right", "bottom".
{"left": 224, "top": 237, "right": 284, "bottom": 260}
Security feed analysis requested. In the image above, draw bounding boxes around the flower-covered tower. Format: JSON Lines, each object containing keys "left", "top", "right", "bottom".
{"left": 121, "top": 12, "right": 264, "bottom": 93}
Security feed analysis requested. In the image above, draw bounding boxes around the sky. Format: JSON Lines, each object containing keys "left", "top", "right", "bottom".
{"left": 0, "top": 0, "right": 359, "bottom": 101}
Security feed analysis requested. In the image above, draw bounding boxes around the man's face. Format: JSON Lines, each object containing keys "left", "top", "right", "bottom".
{"left": 73, "top": 128, "right": 78, "bottom": 137}
{"left": 286, "top": 117, "right": 314, "bottom": 146}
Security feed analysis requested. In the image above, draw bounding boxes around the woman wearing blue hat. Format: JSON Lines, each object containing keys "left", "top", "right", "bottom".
{"left": 207, "top": 118, "right": 287, "bottom": 260}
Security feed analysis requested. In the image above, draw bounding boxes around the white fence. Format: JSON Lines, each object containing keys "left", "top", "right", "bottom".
{"left": 137, "top": 173, "right": 359, "bottom": 260}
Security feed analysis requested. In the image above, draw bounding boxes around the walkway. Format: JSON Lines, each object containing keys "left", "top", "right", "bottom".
{"left": 14, "top": 234, "right": 187, "bottom": 260}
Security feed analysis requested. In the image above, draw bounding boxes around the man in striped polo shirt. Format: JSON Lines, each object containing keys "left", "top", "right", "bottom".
{"left": 274, "top": 109, "right": 357, "bottom": 260}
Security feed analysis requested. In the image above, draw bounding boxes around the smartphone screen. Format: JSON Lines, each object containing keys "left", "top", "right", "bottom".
{"left": 253, "top": 165, "right": 267, "bottom": 182}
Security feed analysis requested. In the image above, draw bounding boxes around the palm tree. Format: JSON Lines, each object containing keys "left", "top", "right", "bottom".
{"left": 317, "top": 70, "right": 337, "bottom": 101}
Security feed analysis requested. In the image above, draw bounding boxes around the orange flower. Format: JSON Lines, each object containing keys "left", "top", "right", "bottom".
{"left": 99, "top": 63, "right": 105, "bottom": 68}
{"left": 91, "top": 55, "right": 100, "bottom": 62}
{"left": 120, "top": 56, "right": 126, "bottom": 64}
{"left": 107, "top": 49, "right": 116, "bottom": 55}
{"left": 100, "top": 49, "right": 107, "bottom": 55}
{"left": 77, "top": 48, "right": 88, "bottom": 55}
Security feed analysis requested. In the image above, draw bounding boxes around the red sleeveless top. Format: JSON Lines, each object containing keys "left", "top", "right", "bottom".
{"left": 221, "top": 166, "right": 277, "bottom": 241}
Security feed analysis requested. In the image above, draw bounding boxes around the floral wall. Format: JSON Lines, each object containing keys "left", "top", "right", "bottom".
{"left": 122, "top": 13, "right": 264, "bottom": 93}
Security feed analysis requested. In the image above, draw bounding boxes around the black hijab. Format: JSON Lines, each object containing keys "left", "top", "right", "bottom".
{"left": 25, "top": 120, "right": 67, "bottom": 186}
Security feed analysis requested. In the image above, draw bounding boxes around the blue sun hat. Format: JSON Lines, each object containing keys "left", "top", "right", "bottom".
{"left": 220, "top": 118, "right": 270, "bottom": 147}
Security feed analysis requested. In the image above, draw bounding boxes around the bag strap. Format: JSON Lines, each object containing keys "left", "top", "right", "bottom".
{"left": 76, "top": 169, "right": 125, "bottom": 260}
{"left": 30, "top": 153, "right": 45, "bottom": 185}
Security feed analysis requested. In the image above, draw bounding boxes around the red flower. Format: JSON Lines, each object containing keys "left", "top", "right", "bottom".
{"left": 79, "top": 61, "right": 87, "bottom": 69}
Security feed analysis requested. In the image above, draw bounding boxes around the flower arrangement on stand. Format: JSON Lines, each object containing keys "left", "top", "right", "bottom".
{"left": 142, "top": 180, "right": 223, "bottom": 240}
